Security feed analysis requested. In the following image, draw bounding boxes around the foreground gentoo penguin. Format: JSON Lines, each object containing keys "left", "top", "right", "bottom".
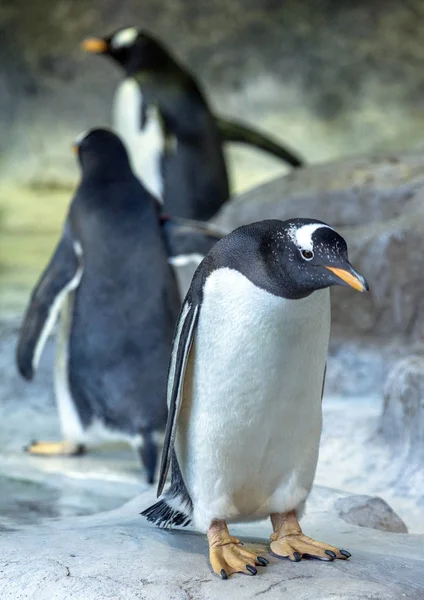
{"left": 142, "top": 218, "right": 368, "bottom": 575}
{"left": 16, "top": 129, "right": 222, "bottom": 483}
{"left": 81, "top": 28, "right": 304, "bottom": 218}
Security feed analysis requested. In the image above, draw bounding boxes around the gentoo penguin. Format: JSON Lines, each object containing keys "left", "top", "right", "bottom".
{"left": 81, "top": 28, "right": 304, "bottom": 219}
{"left": 142, "top": 218, "right": 368, "bottom": 576}
{"left": 16, "top": 128, "right": 222, "bottom": 484}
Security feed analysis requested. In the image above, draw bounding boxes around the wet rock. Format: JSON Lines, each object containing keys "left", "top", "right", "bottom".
{"left": 335, "top": 495, "right": 408, "bottom": 533}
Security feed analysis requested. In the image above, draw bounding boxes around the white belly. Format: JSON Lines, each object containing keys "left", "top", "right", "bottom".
{"left": 175, "top": 268, "right": 331, "bottom": 532}
{"left": 55, "top": 291, "right": 85, "bottom": 442}
{"left": 113, "top": 78, "right": 164, "bottom": 200}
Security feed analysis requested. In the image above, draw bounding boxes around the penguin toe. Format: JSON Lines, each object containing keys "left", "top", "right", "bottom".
{"left": 270, "top": 538, "right": 300, "bottom": 561}
{"left": 210, "top": 543, "right": 267, "bottom": 579}
{"left": 271, "top": 533, "right": 351, "bottom": 562}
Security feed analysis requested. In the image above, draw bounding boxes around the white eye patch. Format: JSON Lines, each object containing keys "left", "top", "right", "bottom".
{"left": 288, "top": 223, "right": 334, "bottom": 252}
{"left": 111, "top": 27, "right": 138, "bottom": 49}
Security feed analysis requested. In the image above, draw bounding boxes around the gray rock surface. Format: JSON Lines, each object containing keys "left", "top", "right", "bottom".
{"left": 214, "top": 151, "right": 424, "bottom": 340}
{"left": 378, "top": 354, "right": 424, "bottom": 501}
{"left": 382, "top": 354, "right": 424, "bottom": 451}
{"left": 335, "top": 495, "right": 408, "bottom": 534}
{"left": 0, "top": 486, "right": 423, "bottom": 600}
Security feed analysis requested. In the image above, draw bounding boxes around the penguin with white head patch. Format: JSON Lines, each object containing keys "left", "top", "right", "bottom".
{"left": 142, "top": 218, "right": 368, "bottom": 575}
{"left": 81, "top": 28, "right": 304, "bottom": 220}
{"left": 16, "top": 128, "right": 223, "bottom": 483}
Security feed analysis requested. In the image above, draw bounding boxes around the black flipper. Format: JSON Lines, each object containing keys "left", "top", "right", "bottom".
{"left": 216, "top": 116, "right": 304, "bottom": 168}
{"left": 157, "top": 299, "right": 200, "bottom": 497}
{"left": 161, "top": 216, "right": 224, "bottom": 263}
{"left": 16, "top": 224, "right": 83, "bottom": 380}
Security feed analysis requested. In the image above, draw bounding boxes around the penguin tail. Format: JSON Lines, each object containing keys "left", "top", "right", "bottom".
{"left": 141, "top": 498, "right": 192, "bottom": 529}
{"left": 142, "top": 451, "right": 193, "bottom": 528}
{"left": 216, "top": 117, "right": 304, "bottom": 168}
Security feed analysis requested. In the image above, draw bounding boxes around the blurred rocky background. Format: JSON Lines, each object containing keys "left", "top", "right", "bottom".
{"left": 1, "top": 2, "right": 424, "bottom": 598}
{"left": 3, "top": 0, "right": 424, "bottom": 312}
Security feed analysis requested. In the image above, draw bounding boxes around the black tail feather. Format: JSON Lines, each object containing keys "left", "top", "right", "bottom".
{"left": 141, "top": 500, "right": 191, "bottom": 529}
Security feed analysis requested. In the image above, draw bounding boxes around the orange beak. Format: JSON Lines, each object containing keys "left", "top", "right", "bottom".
{"left": 81, "top": 38, "right": 108, "bottom": 54}
{"left": 72, "top": 144, "right": 78, "bottom": 155}
{"left": 325, "top": 266, "right": 368, "bottom": 292}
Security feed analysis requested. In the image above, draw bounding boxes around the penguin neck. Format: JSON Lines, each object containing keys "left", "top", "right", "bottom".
{"left": 207, "top": 244, "right": 314, "bottom": 301}
{"left": 121, "top": 51, "right": 179, "bottom": 77}
{"left": 80, "top": 162, "right": 134, "bottom": 184}
{"left": 124, "top": 60, "right": 198, "bottom": 95}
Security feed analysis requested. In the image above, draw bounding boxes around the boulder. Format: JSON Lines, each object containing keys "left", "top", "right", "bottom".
{"left": 335, "top": 494, "right": 408, "bottom": 533}
{"left": 378, "top": 354, "right": 424, "bottom": 497}
{"left": 215, "top": 152, "right": 424, "bottom": 340}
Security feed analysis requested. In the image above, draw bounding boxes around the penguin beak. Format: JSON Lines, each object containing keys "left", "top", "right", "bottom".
{"left": 325, "top": 264, "right": 369, "bottom": 292}
{"left": 81, "top": 38, "right": 109, "bottom": 54}
{"left": 72, "top": 144, "right": 78, "bottom": 155}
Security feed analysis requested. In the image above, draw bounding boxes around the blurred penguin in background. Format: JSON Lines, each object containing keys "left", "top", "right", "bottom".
{"left": 82, "top": 28, "right": 304, "bottom": 220}
{"left": 16, "top": 128, "right": 222, "bottom": 483}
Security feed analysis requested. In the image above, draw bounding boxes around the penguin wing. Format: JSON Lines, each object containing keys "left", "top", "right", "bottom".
{"left": 216, "top": 116, "right": 304, "bottom": 168}
{"left": 16, "top": 225, "right": 83, "bottom": 380}
{"left": 162, "top": 217, "right": 224, "bottom": 266}
{"left": 157, "top": 299, "right": 200, "bottom": 496}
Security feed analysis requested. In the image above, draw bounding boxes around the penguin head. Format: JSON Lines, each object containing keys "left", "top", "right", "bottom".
{"left": 258, "top": 218, "right": 368, "bottom": 298}
{"left": 74, "top": 128, "right": 133, "bottom": 180}
{"left": 82, "top": 28, "right": 174, "bottom": 76}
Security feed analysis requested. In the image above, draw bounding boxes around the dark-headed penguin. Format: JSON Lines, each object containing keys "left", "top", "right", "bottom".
{"left": 142, "top": 218, "right": 368, "bottom": 575}
{"left": 81, "top": 28, "right": 304, "bottom": 220}
{"left": 16, "top": 128, "right": 222, "bottom": 484}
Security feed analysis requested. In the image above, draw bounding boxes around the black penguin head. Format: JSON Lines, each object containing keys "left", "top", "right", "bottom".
{"left": 74, "top": 128, "right": 133, "bottom": 181}
{"left": 82, "top": 28, "right": 175, "bottom": 76}
{"left": 256, "top": 218, "right": 368, "bottom": 299}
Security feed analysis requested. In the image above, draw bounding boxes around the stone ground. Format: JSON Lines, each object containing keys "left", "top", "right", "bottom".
{"left": 1, "top": 319, "right": 424, "bottom": 598}
{"left": 1, "top": 487, "right": 423, "bottom": 600}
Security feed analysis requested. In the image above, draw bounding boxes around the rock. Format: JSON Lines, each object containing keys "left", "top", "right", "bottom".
{"left": 381, "top": 354, "right": 424, "bottom": 452}
{"left": 0, "top": 486, "right": 423, "bottom": 600}
{"left": 376, "top": 354, "right": 424, "bottom": 500}
{"left": 335, "top": 495, "right": 408, "bottom": 533}
{"left": 214, "top": 152, "right": 424, "bottom": 340}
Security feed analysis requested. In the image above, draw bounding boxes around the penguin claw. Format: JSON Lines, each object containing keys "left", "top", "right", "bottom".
{"left": 271, "top": 533, "right": 351, "bottom": 562}
{"left": 208, "top": 521, "right": 268, "bottom": 579}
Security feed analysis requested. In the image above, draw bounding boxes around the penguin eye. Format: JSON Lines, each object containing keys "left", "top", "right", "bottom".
{"left": 301, "top": 249, "right": 314, "bottom": 261}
